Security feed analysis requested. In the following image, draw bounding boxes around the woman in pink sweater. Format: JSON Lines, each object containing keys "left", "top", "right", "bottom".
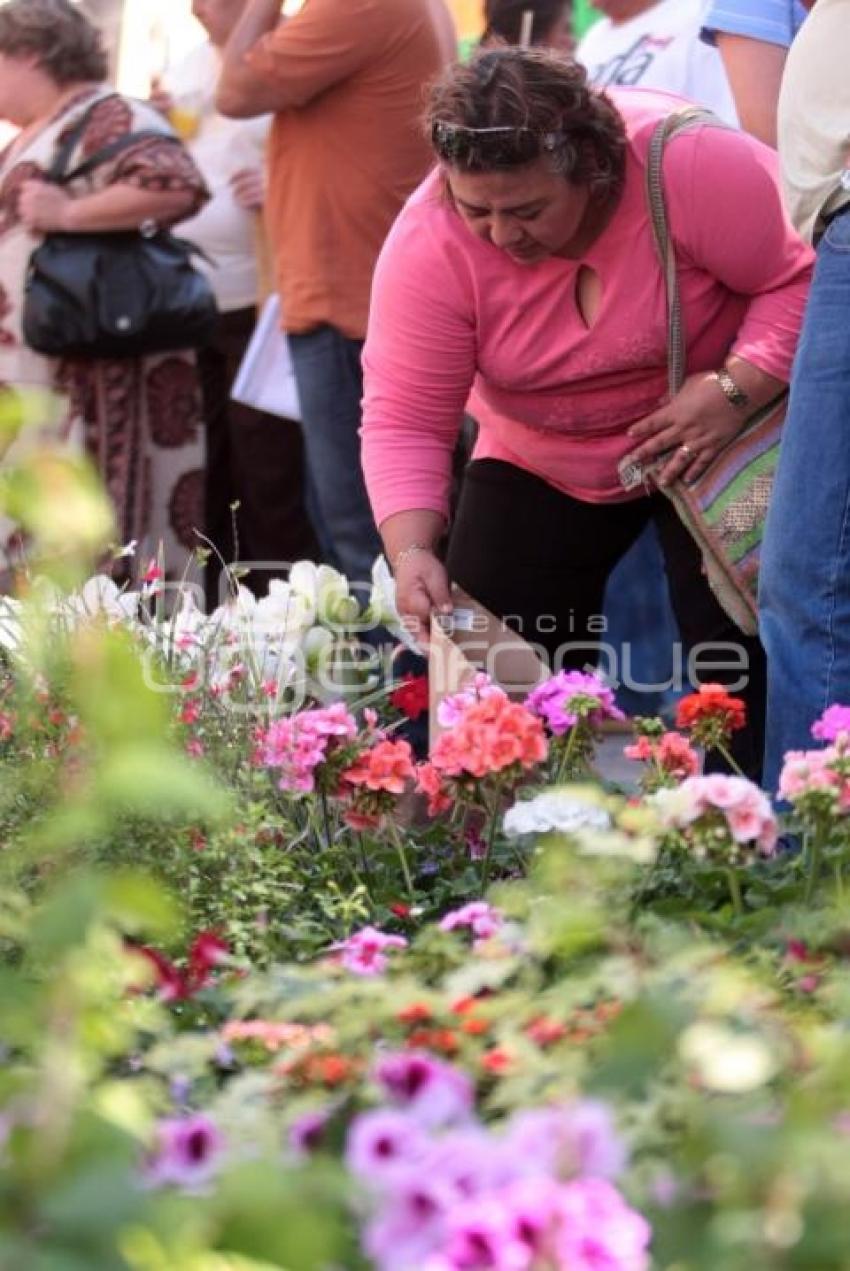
{"left": 361, "top": 49, "right": 812, "bottom": 776}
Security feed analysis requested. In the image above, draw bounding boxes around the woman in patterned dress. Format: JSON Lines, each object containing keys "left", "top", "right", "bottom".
{"left": 0, "top": 0, "right": 210, "bottom": 573}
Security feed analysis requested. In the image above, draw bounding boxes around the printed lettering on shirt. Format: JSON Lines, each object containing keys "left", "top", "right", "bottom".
{"left": 587, "top": 35, "right": 676, "bottom": 88}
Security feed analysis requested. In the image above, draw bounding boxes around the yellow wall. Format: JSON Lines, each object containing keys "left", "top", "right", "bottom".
{"left": 448, "top": 0, "right": 483, "bottom": 41}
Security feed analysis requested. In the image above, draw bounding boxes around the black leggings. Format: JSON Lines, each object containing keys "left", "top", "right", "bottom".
{"left": 446, "top": 460, "right": 766, "bottom": 780}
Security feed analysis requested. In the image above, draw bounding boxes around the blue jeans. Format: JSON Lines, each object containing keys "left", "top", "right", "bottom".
{"left": 603, "top": 521, "right": 681, "bottom": 718}
{"left": 760, "top": 206, "right": 850, "bottom": 794}
{"left": 288, "top": 324, "right": 381, "bottom": 589}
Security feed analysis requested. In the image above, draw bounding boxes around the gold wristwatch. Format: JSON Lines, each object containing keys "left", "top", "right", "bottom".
{"left": 714, "top": 366, "right": 750, "bottom": 411}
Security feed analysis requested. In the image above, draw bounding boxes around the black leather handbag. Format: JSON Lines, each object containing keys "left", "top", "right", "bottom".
{"left": 22, "top": 97, "right": 218, "bottom": 359}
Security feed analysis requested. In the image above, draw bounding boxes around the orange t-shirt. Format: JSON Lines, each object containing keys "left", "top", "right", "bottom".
{"left": 247, "top": 0, "right": 456, "bottom": 339}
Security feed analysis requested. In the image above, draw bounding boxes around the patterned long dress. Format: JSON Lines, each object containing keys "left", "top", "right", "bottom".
{"left": 0, "top": 87, "right": 209, "bottom": 572}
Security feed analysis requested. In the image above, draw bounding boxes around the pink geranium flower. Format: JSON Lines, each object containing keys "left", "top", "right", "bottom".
{"left": 526, "top": 670, "right": 624, "bottom": 737}
{"left": 651, "top": 774, "right": 778, "bottom": 858}
{"left": 144, "top": 1114, "right": 223, "bottom": 1189}
{"left": 334, "top": 926, "right": 408, "bottom": 977}
{"left": 373, "top": 1052, "right": 474, "bottom": 1128}
{"left": 259, "top": 703, "right": 357, "bottom": 793}
{"left": 346, "top": 1108, "right": 428, "bottom": 1182}
{"left": 439, "top": 901, "right": 504, "bottom": 942}
{"left": 812, "top": 704, "right": 850, "bottom": 742}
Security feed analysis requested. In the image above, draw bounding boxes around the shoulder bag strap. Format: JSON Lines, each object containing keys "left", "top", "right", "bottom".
{"left": 46, "top": 91, "right": 120, "bottom": 181}
{"left": 644, "top": 106, "right": 725, "bottom": 398}
{"left": 59, "top": 129, "right": 185, "bottom": 185}
{"left": 48, "top": 93, "right": 183, "bottom": 187}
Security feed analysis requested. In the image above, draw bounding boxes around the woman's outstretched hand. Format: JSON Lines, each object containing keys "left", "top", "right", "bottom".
{"left": 393, "top": 549, "right": 453, "bottom": 645}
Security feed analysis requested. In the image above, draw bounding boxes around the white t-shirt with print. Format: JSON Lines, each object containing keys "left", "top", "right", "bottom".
{"left": 163, "top": 41, "right": 271, "bottom": 313}
{"left": 577, "top": 0, "right": 738, "bottom": 125}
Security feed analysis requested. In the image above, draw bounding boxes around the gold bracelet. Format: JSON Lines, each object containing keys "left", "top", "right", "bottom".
{"left": 391, "top": 543, "right": 433, "bottom": 571}
{"left": 714, "top": 366, "right": 751, "bottom": 411}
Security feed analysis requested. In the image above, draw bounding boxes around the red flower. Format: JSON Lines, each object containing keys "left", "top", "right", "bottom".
{"left": 480, "top": 1047, "right": 514, "bottom": 1074}
{"left": 188, "top": 931, "right": 229, "bottom": 989}
{"left": 389, "top": 902, "right": 411, "bottom": 919}
{"left": 397, "top": 1002, "right": 433, "bottom": 1025}
{"left": 526, "top": 1016, "right": 568, "bottom": 1047}
{"left": 130, "top": 943, "right": 190, "bottom": 1001}
{"left": 461, "top": 1016, "right": 490, "bottom": 1036}
{"left": 128, "top": 929, "right": 229, "bottom": 1002}
{"left": 391, "top": 673, "right": 429, "bottom": 721}
{"left": 450, "top": 996, "right": 478, "bottom": 1016}
{"left": 179, "top": 700, "right": 201, "bottom": 726}
{"left": 304, "top": 1054, "right": 357, "bottom": 1086}
{"left": 407, "top": 1028, "right": 459, "bottom": 1055}
{"left": 676, "top": 683, "right": 746, "bottom": 735}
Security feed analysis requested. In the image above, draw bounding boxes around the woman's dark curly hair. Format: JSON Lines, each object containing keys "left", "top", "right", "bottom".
{"left": 428, "top": 48, "right": 627, "bottom": 202}
{"left": 0, "top": 0, "right": 108, "bottom": 86}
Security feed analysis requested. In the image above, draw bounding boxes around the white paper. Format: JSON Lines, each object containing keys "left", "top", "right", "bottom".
{"left": 231, "top": 293, "right": 302, "bottom": 422}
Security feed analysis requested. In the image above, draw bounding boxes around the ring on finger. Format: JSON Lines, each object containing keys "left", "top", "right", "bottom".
{"left": 678, "top": 443, "right": 694, "bottom": 459}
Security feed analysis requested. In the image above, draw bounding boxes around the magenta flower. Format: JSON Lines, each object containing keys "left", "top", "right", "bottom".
{"left": 439, "top": 901, "right": 504, "bottom": 942}
{"left": 436, "top": 1195, "right": 531, "bottom": 1270}
{"left": 364, "top": 1169, "right": 454, "bottom": 1271}
{"left": 374, "top": 1052, "right": 474, "bottom": 1128}
{"left": 334, "top": 926, "right": 408, "bottom": 977}
{"left": 506, "top": 1101, "right": 627, "bottom": 1181}
{"left": 525, "top": 670, "right": 624, "bottom": 737}
{"left": 259, "top": 703, "right": 357, "bottom": 793}
{"left": 289, "top": 1106, "right": 332, "bottom": 1158}
{"left": 423, "top": 1127, "right": 510, "bottom": 1201}
{"left": 553, "top": 1176, "right": 652, "bottom": 1270}
{"left": 812, "top": 704, "right": 850, "bottom": 742}
{"left": 144, "top": 1114, "right": 223, "bottom": 1189}
{"left": 346, "top": 1109, "right": 428, "bottom": 1182}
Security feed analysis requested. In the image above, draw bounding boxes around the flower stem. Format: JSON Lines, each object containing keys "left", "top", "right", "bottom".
{"left": 555, "top": 727, "right": 578, "bottom": 783}
{"left": 714, "top": 740, "right": 745, "bottom": 777}
{"left": 319, "top": 789, "right": 334, "bottom": 852}
{"left": 805, "top": 830, "right": 823, "bottom": 904}
{"left": 726, "top": 867, "right": 744, "bottom": 918}
{"left": 387, "top": 819, "right": 415, "bottom": 899}
{"left": 479, "top": 783, "right": 503, "bottom": 893}
{"left": 356, "top": 833, "right": 376, "bottom": 903}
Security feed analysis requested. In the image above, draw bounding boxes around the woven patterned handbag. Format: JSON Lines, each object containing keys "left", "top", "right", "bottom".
{"left": 620, "top": 109, "right": 787, "bottom": 637}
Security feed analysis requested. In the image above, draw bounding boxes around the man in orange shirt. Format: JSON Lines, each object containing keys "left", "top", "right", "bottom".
{"left": 217, "top": 0, "right": 456, "bottom": 588}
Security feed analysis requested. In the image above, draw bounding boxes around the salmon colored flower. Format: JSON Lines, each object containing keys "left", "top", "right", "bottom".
{"left": 430, "top": 694, "right": 547, "bottom": 781}
{"left": 415, "top": 762, "right": 452, "bottom": 816}
{"left": 341, "top": 738, "right": 416, "bottom": 795}
{"left": 625, "top": 730, "right": 699, "bottom": 786}
{"left": 526, "top": 1017, "right": 568, "bottom": 1047}
{"left": 221, "top": 1020, "right": 334, "bottom": 1053}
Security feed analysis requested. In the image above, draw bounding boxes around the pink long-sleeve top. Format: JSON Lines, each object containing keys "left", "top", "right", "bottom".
{"left": 361, "top": 88, "right": 813, "bottom": 526}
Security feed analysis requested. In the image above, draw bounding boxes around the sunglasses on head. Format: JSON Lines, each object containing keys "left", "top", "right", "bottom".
{"left": 430, "top": 120, "right": 565, "bottom": 167}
